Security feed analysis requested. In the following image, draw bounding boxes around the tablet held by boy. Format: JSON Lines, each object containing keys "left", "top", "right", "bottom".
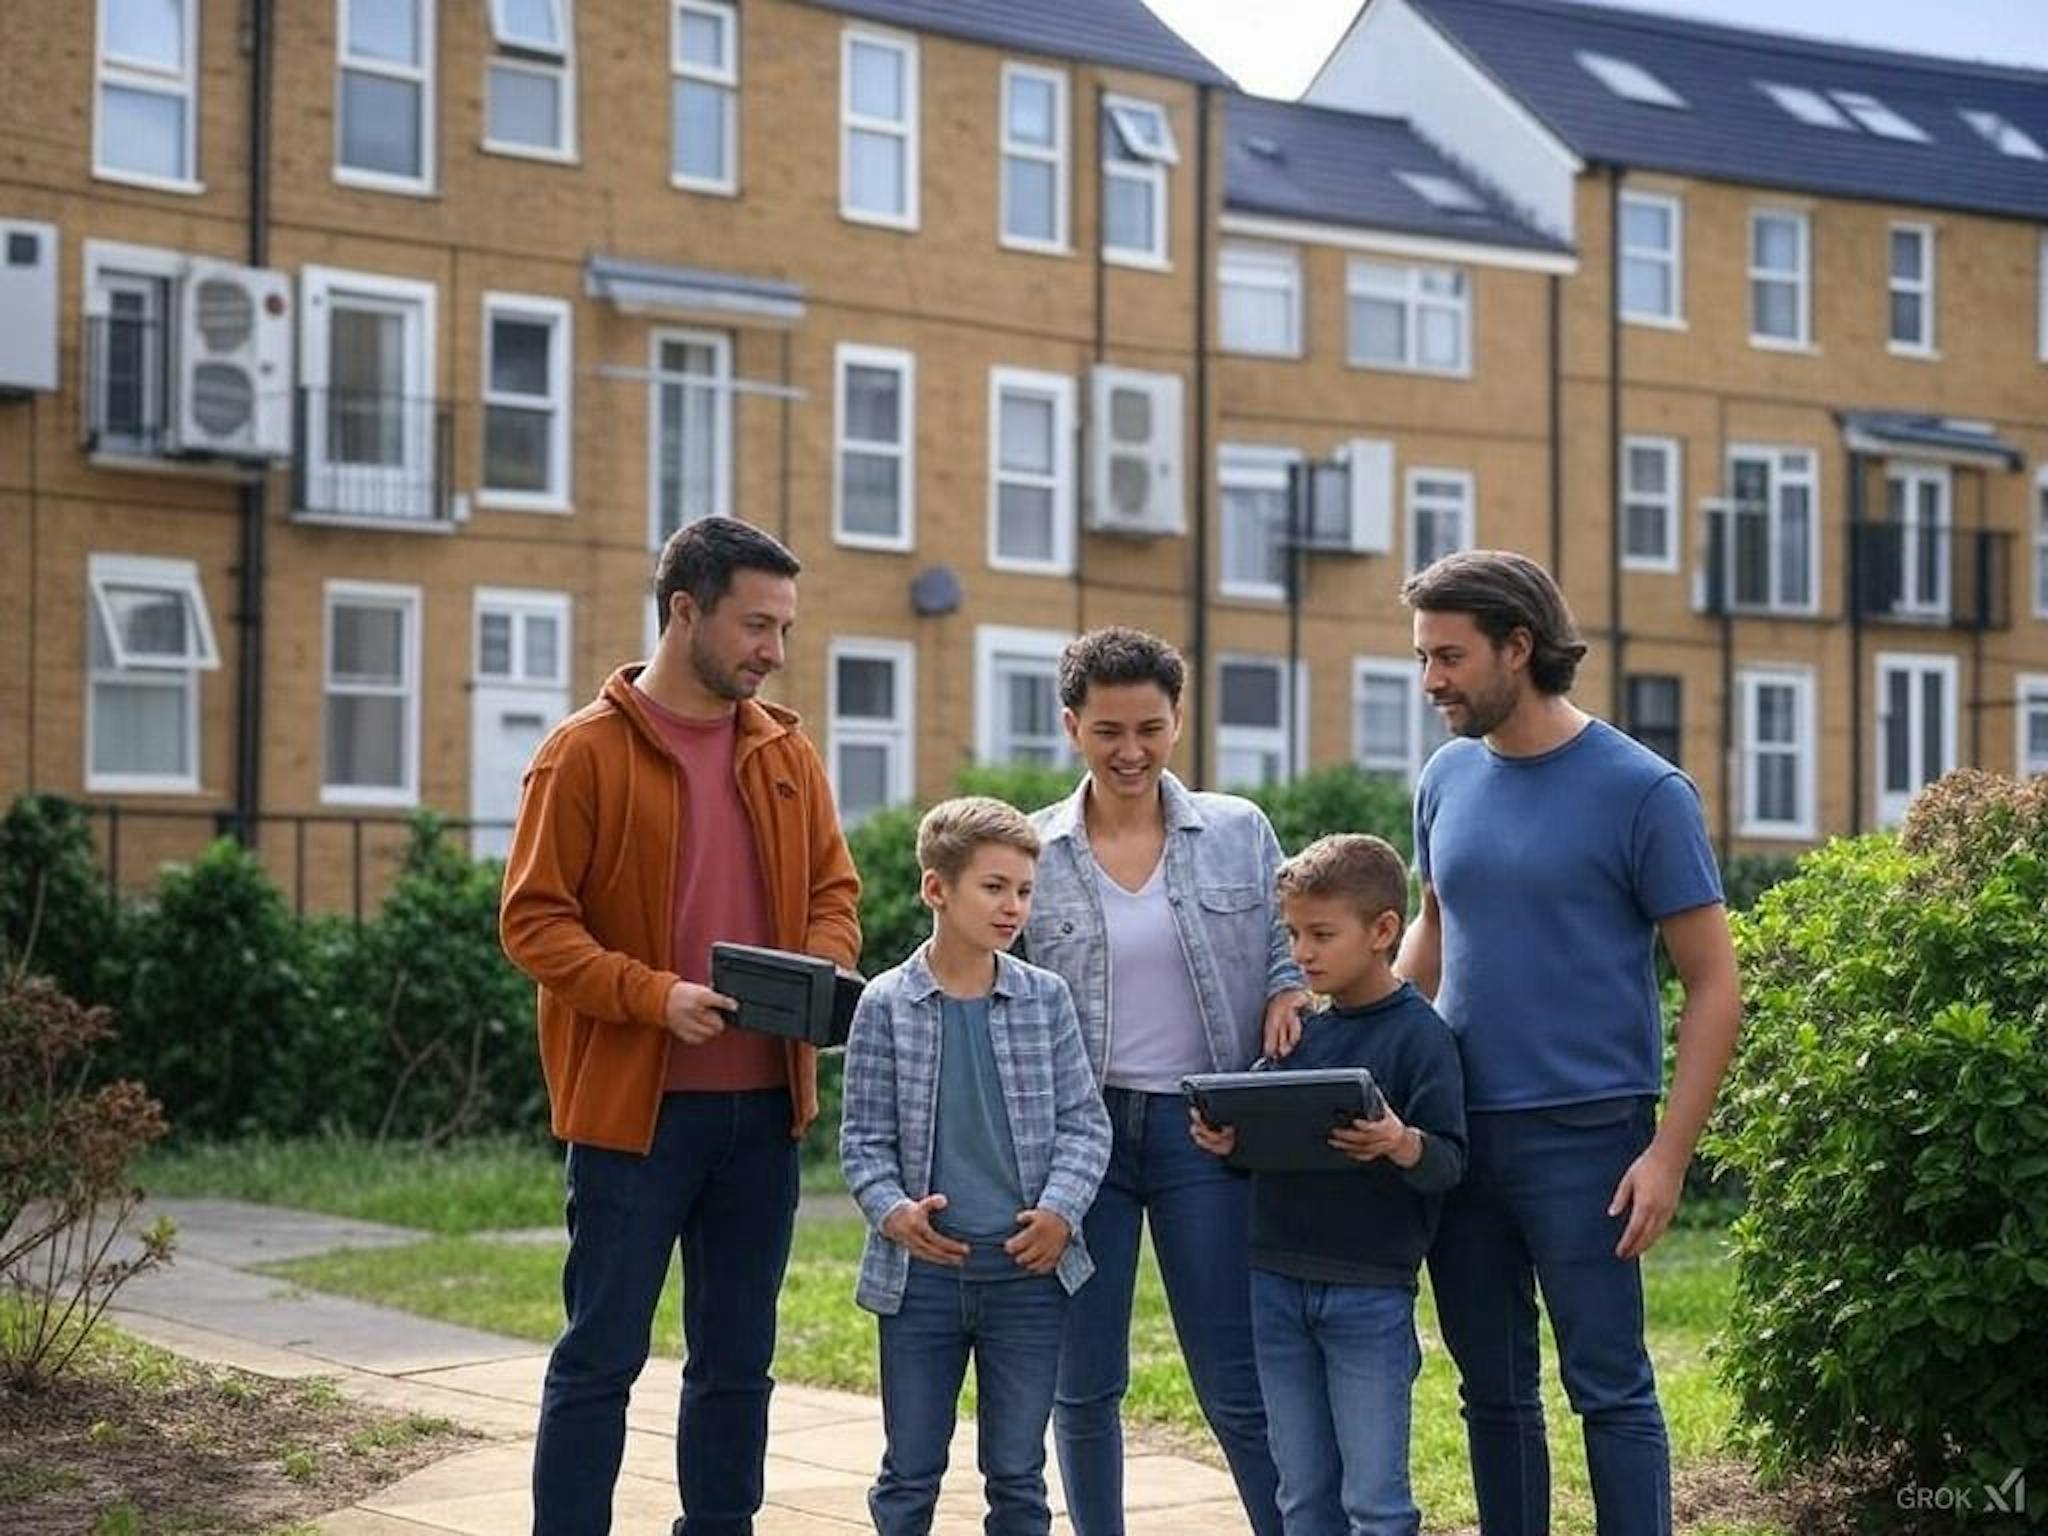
{"left": 1191, "top": 834, "right": 1467, "bottom": 1536}
{"left": 840, "top": 798, "right": 1113, "bottom": 1536}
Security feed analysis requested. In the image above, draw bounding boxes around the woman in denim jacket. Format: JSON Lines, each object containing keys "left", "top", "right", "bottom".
{"left": 1024, "top": 627, "right": 1308, "bottom": 1536}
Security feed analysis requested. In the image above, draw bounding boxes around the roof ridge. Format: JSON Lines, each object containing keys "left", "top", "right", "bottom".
{"left": 1228, "top": 91, "right": 1414, "bottom": 131}
{"left": 1418, "top": 0, "right": 2048, "bottom": 88}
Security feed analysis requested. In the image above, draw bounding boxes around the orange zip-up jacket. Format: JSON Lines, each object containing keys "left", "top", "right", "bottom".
{"left": 500, "top": 665, "right": 863, "bottom": 1153}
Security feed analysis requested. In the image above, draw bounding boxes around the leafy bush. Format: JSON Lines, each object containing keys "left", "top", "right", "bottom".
{"left": 0, "top": 795, "right": 121, "bottom": 1003}
{"left": 952, "top": 762, "right": 1076, "bottom": 817}
{"left": 109, "top": 840, "right": 354, "bottom": 1141}
{"left": 0, "top": 973, "right": 173, "bottom": 1388}
{"left": 1719, "top": 853, "right": 1801, "bottom": 913}
{"left": 1243, "top": 763, "right": 1415, "bottom": 859}
{"left": 1706, "top": 771, "right": 2048, "bottom": 1508}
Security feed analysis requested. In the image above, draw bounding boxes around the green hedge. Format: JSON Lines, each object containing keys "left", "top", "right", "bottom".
{"left": 1706, "top": 772, "right": 2048, "bottom": 1510}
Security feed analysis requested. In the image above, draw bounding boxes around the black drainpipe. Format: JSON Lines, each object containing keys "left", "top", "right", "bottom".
{"left": 1547, "top": 272, "right": 1562, "bottom": 578}
{"left": 1191, "top": 83, "right": 1213, "bottom": 788}
{"left": 233, "top": 0, "right": 272, "bottom": 846}
{"left": 1846, "top": 447, "right": 1864, "bottom": 831}
{"left": 1969, "top": 467, "right": 1986, "bottom": 769}
{"left": 1605, "top": 166, "right": 1625, "bottom": 724}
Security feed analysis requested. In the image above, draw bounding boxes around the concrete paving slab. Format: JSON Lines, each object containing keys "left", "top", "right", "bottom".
{"left": 315, "top": 1510, "right": 453, "bottom": 1534}
{"left": 356, "top": 1440, "right": 538, "bottom": 1507}
{"left": 137, "top": 1197, "right": 426, "bottom": 1265}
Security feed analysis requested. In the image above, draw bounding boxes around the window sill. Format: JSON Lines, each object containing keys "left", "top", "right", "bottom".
{"left": 1886, "top": 343, "right": 1940, "bottom": 362}
{"left": 291, "top": 508, "right": 457, "bottom": 535}
{"left": 1000, "top": 236, "right": 1072, "bottom": 258}
{"left": 1218, "top": 584, "right": 1287, "bottom": 605}
{"left": 1737, "top": 821, "right": 1815, "bottom": 842}
{"left": 1103, "top": 249, "right": 1172, "bottom": 273}
{"left": 92, "top": 168, "right": 205, "bottom": 197}
{"left": 321, "top": 786, "right": 422, "bottom": 810}
{"left": 988, "top": 555, "right": 1075, "bottom": 578}
{"left": 673, "top": 173, "right": 739, "bottom": 197}
{"left": 484, "top": 140, "right": 581, "bottom": 166}
{"left": 1622, "top": 555, "right": 1681, "bottom": 574}
{"left": 1621, "top": 311, "right": 1687, "bottom": 332}
{"left": 1747, "top": 336, "right": 1818, "bottom": 355}
{"left": 334, "top": 168, "right": 438, "bottom": 199}
{"left": 1220, "top": 343, "right": 1306, "bottom": 360}
{"left": 86, "top": 774, "right": 204, "bottom": 796}
{"left": 841, "top": 206, "right": 920, "bottom": 233}
{"left": 88, "top": 448, "right": 266, "bottom": 482}
{"left": 475, "top": 491, "right": 573, "bottom": 515}
{"left": 1346, "top": 359, "right": 1473, "bottom": 381}
{"left": 835, "top": 530, "right": 915, "bottom": 554}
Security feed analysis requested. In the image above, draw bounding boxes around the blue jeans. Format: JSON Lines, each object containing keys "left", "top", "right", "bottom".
{"left": 1055, "top": 1088, "right": 1283, "bottom": 1536}
{"left": 871, "top": 1261, "right": 1068, "bottom": 1536}
{"left": 1427, "top": 1098, "right": 1669, "bottom": 1536}
{"left": 533, "top": 1089, "right": 799, "bottom": 1536}
{"left": 1251, "top": 1271, "right": 1421, "bottom": 1536}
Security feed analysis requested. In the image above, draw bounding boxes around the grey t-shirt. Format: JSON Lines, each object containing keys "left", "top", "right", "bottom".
{"left": 930, "top": 994, "right": 1026, "bottom": 1275}
{"left": 1097, "top": 859, "right": 1212, "bottom": 1093}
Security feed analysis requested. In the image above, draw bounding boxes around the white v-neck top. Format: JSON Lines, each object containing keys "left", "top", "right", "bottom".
{"left": 1094, "top": 857, "right": 1212, "bottom": 1092}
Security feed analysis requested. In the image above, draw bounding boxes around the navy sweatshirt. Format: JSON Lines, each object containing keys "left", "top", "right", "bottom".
{"left": 1247, "top": 982, "right": 1468, "bottom": 1289}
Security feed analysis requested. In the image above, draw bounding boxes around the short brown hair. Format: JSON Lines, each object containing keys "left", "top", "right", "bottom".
{"left": 1399, "top": 549, "right": 1587, "bottom": 695}
{"left": 653, "top": 516, "right": 801, "bottom": 635}
{"left": 1058, "top": 627, "right": 1186, "bottom": 710}
{"left": 916, "top": 796, "right": 1043, "bottom": 883}
{"left": 1275, "top": 834, "right": 1410, "bottom": 932}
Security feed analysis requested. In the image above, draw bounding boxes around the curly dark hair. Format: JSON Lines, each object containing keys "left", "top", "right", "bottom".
{"left": 1398, "top": 549, "right": 1587, "bottom": 696}
{"left": 1057, "top": 627, "right": 1186, "bottom": 710}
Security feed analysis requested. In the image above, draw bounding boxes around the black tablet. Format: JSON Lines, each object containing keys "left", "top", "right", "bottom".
{"left": 710, "top": 942, "right": 866, "bottom": 1049}
{"left": 1181, "top": 1068, "right": 1386, "bottom": 1174}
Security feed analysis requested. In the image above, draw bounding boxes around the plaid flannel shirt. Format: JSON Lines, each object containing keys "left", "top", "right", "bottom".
{"left": 839, "top": 942, "right": 1112, "bottom": 1315}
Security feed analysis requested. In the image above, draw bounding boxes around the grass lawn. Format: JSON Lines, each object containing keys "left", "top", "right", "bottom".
{"left": 146, "top": 1136, "right": 1783, "bottom": 1533}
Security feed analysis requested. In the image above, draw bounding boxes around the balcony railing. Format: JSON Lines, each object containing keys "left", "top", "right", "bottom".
{"left": 81, "top": 316, "right": 173, "bottom": 456}
{"left": 1851, "top": 521, "right": 2010, "bottom": 631}
{"left": 292, "top": 387, "right": 454, "bottom": 526}
{"left": 1700, "top": 502, "right": 1818, "bottom": 617}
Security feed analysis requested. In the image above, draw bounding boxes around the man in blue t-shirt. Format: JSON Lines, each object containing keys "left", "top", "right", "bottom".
{"left": 1395, "top": 550, "right": 1740, "bottom": 1536}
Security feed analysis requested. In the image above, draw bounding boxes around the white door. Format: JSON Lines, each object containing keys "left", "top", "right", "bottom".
{"left": 1876, "top": 652, "right": 1957, "bottom": 826}
{"left": 471, "top": 590, "right": 571, "bottom": 859}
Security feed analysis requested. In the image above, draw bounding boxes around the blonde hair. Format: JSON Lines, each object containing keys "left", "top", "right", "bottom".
{"left": 1274, "top": 834, "right": 1409, "bottom": 931}
{"left": 916, "top": 796, "right": 1043, "bottom": 883}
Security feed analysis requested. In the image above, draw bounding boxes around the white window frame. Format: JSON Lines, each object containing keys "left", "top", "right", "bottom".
{"left": 2018, "top": 673, "right": 2048, "bottom": 780}
{"left": 1346, "top": 258, "right": 1471, "bottom": 377}
{"left": 999, "top": 62, "right": 1068, "bottom": 254}
{"left": 94, "top": 0, "right": 202, "bottom": 193}
{"left": 478, "top": 292, "right": 571, "bottom": 513}
{"left": 973, "top": 624, "right": 1075, "bottom": 768}
{"left": 1737, "top": 665, "right": 1817, "bottom": 841}
{"left": 473, "top": 586, "right": 571, "bottom": 688}
{"left": 1218, "top": 442, "right": 1297, "bottom": 602}
{"left": 1101, "top": 92, "right": 1175, "bottom": 270}
{"left": 1406, "top": 467, "right": 1474, "bottom": 576}
{"left": 671, "top": 0, "right": 738, "bottom": 194}
{"left": 299, "top": 265, "right": 440, "bottom": 522}
{"left": 833, "top": 343, "right": 916, "bottom": 552}
{"left": 1621, "top": 435, "right": 1681, "bottom": 573}
{"left": 1887, "top": 222, "right": 1936, "bottom": 357}
{"left": 82, "top": 240, "right": 184, "bottom": 458}
{"left": 1874, "top": 651, "right": 1957, "bottom": 826}
{"left": 2035, "top": 466, "right": 2048, "bottom": 619}
{"left": 987, "top": 367, "right": 1076, "bottom": 576}
{"left": 1219, "top": 242, "right": 1303, "bottom": 358}
{"left": 1884, "top": 463, "right": 1951, "bottom": 620}
{"left": 334, "top": 0, "right": 436, "bottom": 194}
{"left": 1749, "top": 208, "right": 1811, "bottom": 350}
{"left": 646, "top": 327, "right": 733, "bottom": 551}
{"left": 1351, "top": 656, "right": 1446, "bottom": 787}
{"left": 1618, "top": 190, "right": 1683, "bottom": 328}
{"left": 840, "top": 26, "right": 919, "bottom": 230}
{"left": 828, "top": 637, "right": 916, "bottom": 824}
{"left": 1215, "top": 654, "right": 1307, "bottom": 790}
{"left": 1725, "top": 444, "right": 1821, "bottom": 615}
{"left": 84, "top": 553, "right": 219, "bottom": 794}
{"left": 321, "top": 579, "right": 423, "bottom": 808}
{"left": 483, "top": 0, "right": 575, "bottom": 162}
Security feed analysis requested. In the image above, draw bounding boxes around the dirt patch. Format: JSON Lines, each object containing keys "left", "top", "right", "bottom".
{"left": 0, "top": 1335, "right": 474, "bottom": 1536}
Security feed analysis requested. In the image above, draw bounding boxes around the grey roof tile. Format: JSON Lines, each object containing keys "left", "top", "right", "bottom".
{"left": 796, "top": 0, "right": 1232, "bottom": 86}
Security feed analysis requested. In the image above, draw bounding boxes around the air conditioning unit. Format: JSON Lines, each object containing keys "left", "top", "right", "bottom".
{"left": 0, "top": 219, "right": 59, "bottom": 394}
{"left": 168, "top": 259, "right": 293, "bottom": 460}
{"left": 1086, "top": 366, "right": 1184, "bottom": 536}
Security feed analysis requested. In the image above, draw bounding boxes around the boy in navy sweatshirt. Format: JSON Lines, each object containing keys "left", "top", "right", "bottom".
{"left": 1190, "top": 833, "right": 1466, "bottom": 1536}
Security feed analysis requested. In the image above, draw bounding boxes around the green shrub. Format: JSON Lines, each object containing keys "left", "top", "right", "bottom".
{"left": 951, "top": 762, "right": 1076, "bottom": 816}
{"left": 1719, "top": 852, "right": 1802, "bottom": 912}
{"left": 0, "top": 796, "right": 121, "bottom": 1003}
{"left": 1705, "top": 772, "right": 2048, "bottom": 1508}
{"left": 110, "top": 840, "right": 356, "bottom": 1140}
{"left": 1243, "top": 763, "right": 1414, "bottom": 859}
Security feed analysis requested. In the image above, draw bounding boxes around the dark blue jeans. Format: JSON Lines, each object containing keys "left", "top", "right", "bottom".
{"left": 532, "top": 1089, "right": 799, "bottom": 1536}
{"left": 871, "top": 1260, "right": 1068, "bottom": 1536}
{"left": 1427, "top": 1098, "right": 1669, "bottom": 1536}
{"left": 1054, "top": 1088, "right": 1283, "bottom": 1536}
{"left": 1251, "top": 1272, "right": 1421, "bottom": 1536}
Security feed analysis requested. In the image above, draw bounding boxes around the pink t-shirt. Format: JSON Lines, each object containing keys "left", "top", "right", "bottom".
{"left": 635, "top": 686, "right": 785, "bottom": 1094}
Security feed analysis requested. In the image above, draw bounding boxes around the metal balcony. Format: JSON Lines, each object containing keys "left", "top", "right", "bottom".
{"left": 81, "top": 316, "right": 173, "bottom": 457}
{"left": 1700, "top": 502, "right": 1818, "bottom": 617}
{"left": 292, "top": 387, "right": 455, "bottom": 527}
{"left": 1851, "top": 521, "right": 2010, "bottom": 631}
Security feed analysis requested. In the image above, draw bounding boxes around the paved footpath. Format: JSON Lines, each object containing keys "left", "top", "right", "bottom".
{"left": 107, "top": 1199, "right": 1250, "bottom": 1535}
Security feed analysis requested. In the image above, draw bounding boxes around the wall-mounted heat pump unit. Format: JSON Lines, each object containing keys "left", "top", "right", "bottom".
{"left": 169, "top": 260, "right": 293, "bottom": 460}
{"left": 0, "top": 220, "right": 59, "bottom": 394}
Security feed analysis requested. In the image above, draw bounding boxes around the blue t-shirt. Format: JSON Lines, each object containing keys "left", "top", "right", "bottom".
{"left": 929, "top": 994, "right": 1026, "bottom": 1274}
{"left": 1414, "top": 718, "right": 1723, "bottom": 1111}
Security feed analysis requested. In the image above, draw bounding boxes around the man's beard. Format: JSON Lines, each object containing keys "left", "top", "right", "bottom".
{"left": 689, "top": 636, "right": 754, "bottom": 701}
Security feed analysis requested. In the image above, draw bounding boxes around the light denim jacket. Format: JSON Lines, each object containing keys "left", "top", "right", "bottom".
{"left": 1025, "top": 772, "right": 1303, "bottom": 1084}
{"left": 839, "top": 943, "right": 1112, "bottom": 1315}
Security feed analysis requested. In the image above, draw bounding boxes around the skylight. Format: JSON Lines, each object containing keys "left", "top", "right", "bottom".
{"left": 1576, "top": 51, "right": 1687, "bottom": 109}
{"left": 1831, "top": 90, "right": 1930, "bottom": 143}
{"left": 1397, "top": 171, "right": 1485, "bottom": 212}
{"left": 1759, "top": 82, "right": 1852, "bottom": 129}
{"left": 1960, "top": 107, "right": 2046, "bottom": 160}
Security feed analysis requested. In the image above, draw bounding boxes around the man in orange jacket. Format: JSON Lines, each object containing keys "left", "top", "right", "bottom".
{"left": 502, "top": 516, "right": 862, "bottom": 1536}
